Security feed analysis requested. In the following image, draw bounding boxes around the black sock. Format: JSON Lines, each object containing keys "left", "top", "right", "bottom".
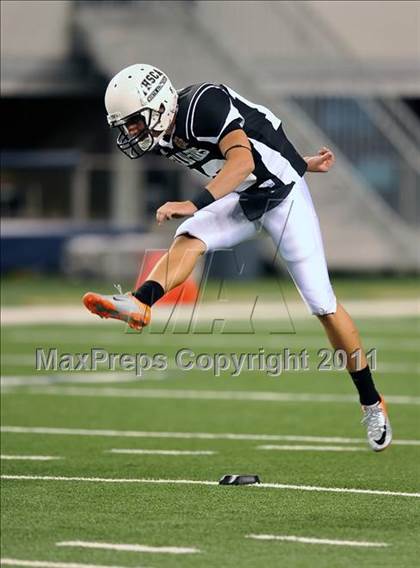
{"left": 350, "top": 365, "right": 381, "bottom": 406}
{"left": 133, "top": 280, "right": 165, "bottom": 307}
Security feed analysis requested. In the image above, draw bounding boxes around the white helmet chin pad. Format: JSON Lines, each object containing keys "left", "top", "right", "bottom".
{"left": 105, "top": 64, "right": 178, "bottom": 158}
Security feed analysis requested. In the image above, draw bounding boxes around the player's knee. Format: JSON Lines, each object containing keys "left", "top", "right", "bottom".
{"left": 172, "top": 233, "right": 206, "bottom": 255}
{"left": 311, "top": 297, "right": 337, "bottom": 318}
{"left": 316, "top": 309, "right": 336, "bottom": 320}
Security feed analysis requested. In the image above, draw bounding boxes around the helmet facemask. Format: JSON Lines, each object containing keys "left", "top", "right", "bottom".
{"left": 111, "top": 105, "right": 166, "bottom": 159}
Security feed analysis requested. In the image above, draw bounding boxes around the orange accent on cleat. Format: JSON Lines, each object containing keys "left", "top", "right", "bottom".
{"left": 82, "top": 292, "right": 151, "bottom": 330}
{"left": 379, "top": 396, "right": 388, "bottom": 414}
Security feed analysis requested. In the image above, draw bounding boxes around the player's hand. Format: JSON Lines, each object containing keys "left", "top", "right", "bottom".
{"left": 305, "top": 147, "right": 336, "bottom": 173}
{"left": 156, "top": 200, "right": 197, "bottom": 225}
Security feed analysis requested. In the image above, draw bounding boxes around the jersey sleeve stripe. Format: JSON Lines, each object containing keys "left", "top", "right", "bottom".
{"left": 188, "top": 84, "right": 226, "bottom": 140}
{"left": 185, "top": 83, "right": 214, "bottom": 140}
{"left": 194, "top": 101, "right": 245, "bottom": 143}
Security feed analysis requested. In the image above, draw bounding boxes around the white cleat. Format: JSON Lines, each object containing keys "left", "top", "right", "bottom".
{"left": 361, "top": 396, "right": 392, "bottom": 452}
{"left": 82, "top": 291, "right": 151, "bottom": 330}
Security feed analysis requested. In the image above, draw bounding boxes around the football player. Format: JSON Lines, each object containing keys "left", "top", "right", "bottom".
{"left": 83, "top": 64, "right": 391, "bottom": 451}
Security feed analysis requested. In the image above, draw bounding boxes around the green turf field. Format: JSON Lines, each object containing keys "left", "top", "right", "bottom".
{"left": 2, "top": 274, "right": 420, "bottom": 306}
{"left": 1, "top": 278, "right": 420, "bottom": 567}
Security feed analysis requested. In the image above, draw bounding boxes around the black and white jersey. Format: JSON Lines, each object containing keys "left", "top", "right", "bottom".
{"left": 154, "top": 83, "right": 307, "bottom": 220}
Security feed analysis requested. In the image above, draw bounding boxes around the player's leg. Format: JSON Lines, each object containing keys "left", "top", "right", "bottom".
{"left": 263, "top": 177, "right": 391, "bottom": 451}
{"left": 317, "top": 303, "right": 367, "bottom": 371}
{"left": 143, "top": 235, "right": 206, "bottom": 292}
{"left": 133, "top": 192, "right": 256, "bottom": 306}
{"left": 131, "top": 234, "right": 206, "bottom": 308}
{"left": 83, "top": 233, "right": 207, "bottom": 329}
{"left": 83, "top": 234, "right": 206, "bottom": 329}
{"left": 84, "top": 191, "right": 256, "bottom": 329}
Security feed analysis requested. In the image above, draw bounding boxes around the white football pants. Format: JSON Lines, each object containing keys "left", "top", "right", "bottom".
{"left": 175, "top": 177, "right": 337, "bottom": 315}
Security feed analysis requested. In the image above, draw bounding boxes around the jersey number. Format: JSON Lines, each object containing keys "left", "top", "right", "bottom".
{"left": 169, "top": 148, "right": 209, "bottom": 167}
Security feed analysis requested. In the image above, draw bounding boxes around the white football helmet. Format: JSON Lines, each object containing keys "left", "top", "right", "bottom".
{"left": 105, "top": 64, "right": 178, "bottom": 158}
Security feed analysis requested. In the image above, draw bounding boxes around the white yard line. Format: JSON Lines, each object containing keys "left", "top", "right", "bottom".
{"left": 2, "top": 475, "right": 419, "bottom": 498}
{"left": 246, "top": 534, "right": 389, "bottom": 547}
{"left": 257, "top": 445, "right": 366, "bottom": 452}
{"left": 56, "top": 541, "right": 199, "bottom": 554}
{"left": 2, "top": 334, "right": 419, "bottom": 352}
{"left": 0, "top": 374, "right": 140, "bottom": 386}
{"left": 108, "top": 449, "right": 215, "bottom": 456}
{"left": 2, "top": 357, "right": 419, "bottom": 375}
{"left": 2, "top": 299, "right": 418, "bottom": 325}
{"left": 3, "top": 386, "right": 419, "bottom": 405}
{"left": 1, "top": 455, "right": 62, "bottom": 461}
{"left": 1, "top": 560, "right": 149, "bottom": 568}
{"left": 2, "top": 425, "right": 419, "bottom": 446}
{"left": 2, "top": 360, "right": 419, "bottom": 375}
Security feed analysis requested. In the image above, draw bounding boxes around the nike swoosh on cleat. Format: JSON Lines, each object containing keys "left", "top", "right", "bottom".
{"left": 374, "top": 426, "right": 387, "bottom": 445}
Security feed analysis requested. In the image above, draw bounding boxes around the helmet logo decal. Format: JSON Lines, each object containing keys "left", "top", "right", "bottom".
{"left": 147, "top": 76, "right": 168, "bottom": 102}
{"left": 141, "top": 68, "right": 164, "bottom": 94}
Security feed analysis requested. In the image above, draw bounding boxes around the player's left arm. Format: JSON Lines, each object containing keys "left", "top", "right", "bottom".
{"left": 304, "top": 146, "right": 336, "bottom": 172}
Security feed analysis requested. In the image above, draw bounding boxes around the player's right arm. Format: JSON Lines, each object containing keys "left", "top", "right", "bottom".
{"left": 205, "top": 128, "right": 255, "bottom": 200}
{"left": 155, "top": 133, "right": 254, "bottom": 225}
{"left": 156, "top": 86, "right": 255, "bottom": 224}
